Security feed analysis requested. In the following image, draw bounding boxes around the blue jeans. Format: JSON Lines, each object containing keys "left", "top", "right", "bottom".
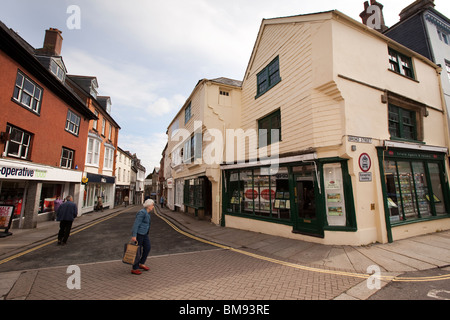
{"left": 133, "top": 233, "right": 151, "bottom": 270}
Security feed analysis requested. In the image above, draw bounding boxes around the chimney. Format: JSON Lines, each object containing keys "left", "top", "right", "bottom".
{"left": 360, "top": 0, "right": 388, "bottom": 33}
{"left": 399, "top": 0, "right": 435, "bottom": 21}
{"left": 37, "top": 28, "right": 63, "bottom": 56}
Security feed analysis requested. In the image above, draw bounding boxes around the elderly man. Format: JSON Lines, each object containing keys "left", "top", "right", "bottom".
{"left": 56, "top": 195, "right": 78, "bottom": 245}
{"left": 130, "top": 199, "right": 154, "bottom": 275}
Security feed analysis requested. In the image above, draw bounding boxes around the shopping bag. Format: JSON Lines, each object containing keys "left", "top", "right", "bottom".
{"left": 122, "top": 242, "right": 141, "bottom": 265}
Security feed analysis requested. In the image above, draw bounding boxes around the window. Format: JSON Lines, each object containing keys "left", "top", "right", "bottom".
{"left": 50, "top": 59, "right": 65, "bottom": 82}
{"left": 108, "top": 125, "right": 112, "bottom": 141}
{"left": 184, "top": 178, "right": 205, "bottom": 208}
{"left": 388, "top": 105, "right": 417, "bottom": 141}
{"left": 258, "top": 109, "right": 281, "bottom": 148}
{"left": 101, "top": 119, "right": 106, "bottom": 136}
{"left": 12, "top": 71, "right": 43, "bottom": 114}
{"left": 60, "top": 147, "right": 74, "bottom": 169}
{"left": 65, "top": 110, "right": 81, "bottom": 136}
{"left": 183, "top": 133, "right": 202, "bottom": 164}
{"left": 383, "top": 159, "right": 447, "bottom": 224}
{"left": 438, "top": 29, "right": 449, "bottom": 45}
{"left": 256, "top": 56, "right": 281, "bottom": 98}
{"left": 86, "top": 137, "right": 101, "bottom": 166}
{"left": 388, "top": 48, "right": 414, "bottom": 79}
{"left": 445, "top": 60, "right": 450, "bottom": 82}
{"left": 5, "top": 124, "right": 32, "bottom": 160}
{"left": 104, "top": 147, "right": 114, "bottom": 170}
{"left": 93, "top": 110, "right": 99, "bottom": 130}
{"left": 185, "top": 103, "right": 192, "bottom": 124}
{"left": 226, "top": 167, "right": 291, "bottom": 221}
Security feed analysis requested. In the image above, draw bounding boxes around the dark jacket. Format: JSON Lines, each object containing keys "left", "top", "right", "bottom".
{"left": 56, "top": 201, "right": 78, "bottom": 222}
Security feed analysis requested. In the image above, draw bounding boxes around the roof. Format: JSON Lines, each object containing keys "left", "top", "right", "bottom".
{"left": 0, "top": 20, "right": 97, "bottom": 120}
{"left": 167, "top": 76, "right": 242, "bottom": 129}
{"left": 210, "top": 77, "right": 243, "bottom": 87}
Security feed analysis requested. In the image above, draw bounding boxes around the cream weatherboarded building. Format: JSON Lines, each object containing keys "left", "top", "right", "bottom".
{"left": 219, "top": 10, "right": 450, "bottom": 245}
{"left": 167, "top": 77, "right": 242, "bottom": 223}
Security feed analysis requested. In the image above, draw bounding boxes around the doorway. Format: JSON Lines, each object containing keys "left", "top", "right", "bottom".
{"left": 293, "top": 175, "right": 324, "bottom": 238}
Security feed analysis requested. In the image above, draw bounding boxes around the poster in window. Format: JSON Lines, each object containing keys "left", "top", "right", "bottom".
{"left": 0, "top": 205, "right": 14, "bottom": 231}
{"left": 324, "top": 163, "right": 346, "bottom": 226}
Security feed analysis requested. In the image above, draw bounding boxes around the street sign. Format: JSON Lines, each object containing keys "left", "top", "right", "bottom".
{"left": 359, "top": 153, "right": 372, "bottom": 173}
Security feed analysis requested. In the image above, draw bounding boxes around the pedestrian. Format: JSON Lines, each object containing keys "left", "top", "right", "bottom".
{"left": 160, "top": 195, "right": 164, "bottom": 208}
{"left": 124, "top": 195, "right": 129, "bottom": 207}
{"left": 56, "top": 195, "right": 78, "bottom": 245}
{"left": 54, "top": 195, "right": 63, "bottom": 213}
{"left": 130, "top": 199, "right": 153, "bottom": 275}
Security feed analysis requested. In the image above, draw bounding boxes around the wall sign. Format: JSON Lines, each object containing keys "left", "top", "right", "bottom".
{"left": 359, "top": 153, "right": 372, "bottom": 173}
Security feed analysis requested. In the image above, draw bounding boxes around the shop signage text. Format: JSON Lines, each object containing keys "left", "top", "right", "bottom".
{"left": 0, "top": 166, "right": 47, "bottom": 179}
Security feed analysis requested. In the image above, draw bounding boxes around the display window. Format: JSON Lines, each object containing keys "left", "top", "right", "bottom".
{"left": 382, "top": 156, "right": 449, "bottom": 224}
{"left": 226, "top": 167, "right": 291, "bottom": 221}
{"left": 0, "top": 181, "right": 25, "bottom": 217}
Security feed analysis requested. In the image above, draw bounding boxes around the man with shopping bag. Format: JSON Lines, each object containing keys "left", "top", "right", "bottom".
{"left": 128, "top": 199, "right": 153, "bottom": 275}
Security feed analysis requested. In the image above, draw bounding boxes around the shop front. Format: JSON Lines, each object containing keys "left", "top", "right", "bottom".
{"left": 221, "top": 154, "right": 357, "bottom": 240}
{"left": 377, "top": 145, "right": 450, "bottom": 242}
{"left": 0, "top": 158, "right": 82, "bottom": 229}
{"left": 82, "top": 172, "right": 115, "bottom": 214}
{"left": 183, "top": 176, "right": 212, "bottom": 220}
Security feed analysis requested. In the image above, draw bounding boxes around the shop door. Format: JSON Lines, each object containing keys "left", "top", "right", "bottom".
{"left": 293, "top": 176, "right": 324, "bottom": 238}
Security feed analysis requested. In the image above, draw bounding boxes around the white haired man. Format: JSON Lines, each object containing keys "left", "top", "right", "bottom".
{"left": 130, "top": 199, "right": 154, "bottom": 275}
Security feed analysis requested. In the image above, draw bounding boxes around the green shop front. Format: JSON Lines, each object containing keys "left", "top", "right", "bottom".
{"left": 378, "top": 145, "right": 450, "bottom": 243}
{"left": 221, "top": 154, "right": 357, "bottom": 240}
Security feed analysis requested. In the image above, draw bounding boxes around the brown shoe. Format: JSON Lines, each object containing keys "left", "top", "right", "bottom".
{"left": 131, "top": 269, "right": 142, "bottom": 275}
{"left": 139, "top": 264, "right": 150, "bottom": 271}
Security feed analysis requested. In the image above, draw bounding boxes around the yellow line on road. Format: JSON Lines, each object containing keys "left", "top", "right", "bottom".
{"left": 0, "top": 210, "right": 127, "bottom": 266}
{"left": 154, "top": 208, "right": 450, "bottom": 283}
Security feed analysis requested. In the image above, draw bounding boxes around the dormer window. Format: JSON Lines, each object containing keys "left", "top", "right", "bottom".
{"left": 50, "top": 58, "right": 66, "bottom": 82}
{"left": 90, "top": 81, "right": 98, "bottom": 99}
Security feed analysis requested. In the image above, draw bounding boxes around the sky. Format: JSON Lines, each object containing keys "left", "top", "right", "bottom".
{"left": 1, "top": 0, "right": 449, "bottom": 173}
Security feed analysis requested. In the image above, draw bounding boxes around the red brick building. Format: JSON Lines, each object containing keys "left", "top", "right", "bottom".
{"left": 0, "top": 22, "right": 96, "bottom": 229}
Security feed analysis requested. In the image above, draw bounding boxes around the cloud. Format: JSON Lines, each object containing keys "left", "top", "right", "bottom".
{"left": 119, "top": 132, "right": 168, "bottom": 173}
{"left": 63, "top": 48, "right": 184, "bottom": 117}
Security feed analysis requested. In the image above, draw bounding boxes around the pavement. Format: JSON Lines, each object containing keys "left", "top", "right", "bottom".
{"left": 1, "top": 203, "right": 450, "bottom": 300}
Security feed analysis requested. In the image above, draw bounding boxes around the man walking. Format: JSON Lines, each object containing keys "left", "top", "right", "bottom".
{"left": 56, "top": 195, "right": 78, "bottom": 245}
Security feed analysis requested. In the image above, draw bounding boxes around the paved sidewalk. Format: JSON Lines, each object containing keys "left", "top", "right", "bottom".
{"left": 1, "top": 203, "right": 450, "bottom": 300}
{"left": 157, "top": 206, "right": 450, "bottom": 274}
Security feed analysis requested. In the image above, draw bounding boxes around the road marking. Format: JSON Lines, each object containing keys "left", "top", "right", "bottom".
{"left": 427, "top": 289, "right": 450, "bottom": 300}
{"left": 153, "top": 208, "right": 450, "bottom": 283}
{"left": 0, "top": 209, "right": 127, "bottom": 266}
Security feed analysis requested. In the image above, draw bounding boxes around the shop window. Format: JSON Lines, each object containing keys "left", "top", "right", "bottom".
{"left": 258, "top": 109, "right": 281, "bottom": 148}
{"left": 0, "top": 181, "right": 25, "bottom": 218}
{"left": 5, "top": 124, "right": 32, "bottom": 160}
{"left": 383, "top": 159, "right": 446, "bottom": 223}
{"left": 12, "top": 71, "right": 43, "bottom": 115}
{"left": 388, "top": 105, "right": 417, "bottom": 141}
{"left": 226, "top": 167, "right": 290, "bottom": 221}
{"left": 388, "top": 48, "right": 415, "bottom": 79}
{"left": 60, "top": 147, "right": 74, "bottom": 169}
{"left": 256, "top": 56, "right": 281, "bottom": 98}
{"left": 323, "top": 163, "right": 347, "bottom": 227}
{"left": 184, "top": 178, "right": 204, "bottom": 208}
{"left": 429, "top": 163, "right": 446, "bottom": 215}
